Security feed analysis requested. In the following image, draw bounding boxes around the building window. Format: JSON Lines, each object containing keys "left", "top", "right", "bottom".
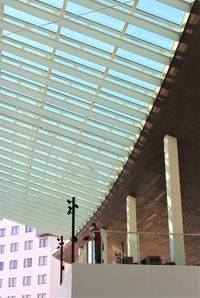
{"left": 10, "top": 242, "right": 19, "bottom": 252}
{"left": 24, "top": 240, "right": 33, "bottom": 250}
{"left": 37, "top": 294, "right": 46, "bottom": 298}
{"left": 22, "top": 295, "right": 31, "bottom": 298}
{"left": 38, "top": 274, "right": 47, "bottom": 285}
{"left": 39, "top": 238, "right": 48, "bottom": 248}
{"left": 0, "top": 228, "right": 6, "bottom": 237}
{"left": 24, "top": 258, "right": 32, "bottom": 268}
{"left": 23, "top": 276, "right": 31, "bottom": 286}
{"left": 0, "top": 279, "right": 2, "bottom": 288}
{"left": 38, "top": 256, "right": 47, "bottom": 266}
{"left": 8, "top": 277, "right": 17, "bottom": 287}
{"left": 0, "top": 245, "right": 5, "bottom": 254}
{"left": 11, "top": 226, "right": 19, "bottom": 235}
{"left": 25, "top": 226, "right": 33, "bottom": 233}
{"left": 10, "top": 260, "right": 18, "bottom": 269}
{"left": 0, "top": 262, "right": 4, "bottom": 271}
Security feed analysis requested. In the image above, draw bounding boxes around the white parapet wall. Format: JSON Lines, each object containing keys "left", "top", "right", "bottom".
{"left": 56, "top": 264, "right": 200, "bottom": 298}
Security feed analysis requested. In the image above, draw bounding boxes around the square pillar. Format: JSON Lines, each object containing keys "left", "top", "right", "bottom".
{"left": 126, "top": 195, "right": 138, "bottom": 262}
{"left": 100, "top": 229, "right": 108, "bottom": 264}
{"left": 164, "top": 135, "right": 185, "bottom": 265}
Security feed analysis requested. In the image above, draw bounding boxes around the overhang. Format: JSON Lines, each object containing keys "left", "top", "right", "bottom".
{"left": 0, "top": 0, "right": 194, "bottom": 237}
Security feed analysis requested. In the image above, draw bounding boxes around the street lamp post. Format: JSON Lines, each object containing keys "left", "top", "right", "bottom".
{"left": 67, "top": 197, "right": 79, "bottom": 263}
{"left": 57, "top": 235, "right": 65, "bottom": 285}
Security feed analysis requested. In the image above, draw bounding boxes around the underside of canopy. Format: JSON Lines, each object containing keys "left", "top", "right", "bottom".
{"left": 0, "top": 0, "right": 194, "bottom": 237}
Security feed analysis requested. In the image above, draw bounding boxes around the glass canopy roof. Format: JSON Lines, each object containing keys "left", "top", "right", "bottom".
{"left": 0, "top": 0, "right": 193, "bottom": 237}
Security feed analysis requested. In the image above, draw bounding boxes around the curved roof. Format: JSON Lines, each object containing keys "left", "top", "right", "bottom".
{"left": 0, "top": 0, "right": 193, "bottom": 237}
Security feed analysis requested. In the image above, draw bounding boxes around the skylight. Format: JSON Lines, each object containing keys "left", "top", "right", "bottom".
{"left": 0, "top": 0, "right": 193, "bottom": 237}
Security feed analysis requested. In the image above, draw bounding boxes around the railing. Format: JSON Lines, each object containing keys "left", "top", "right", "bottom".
{"left": 78, "top": 230, "right": 200, "bottom": 266}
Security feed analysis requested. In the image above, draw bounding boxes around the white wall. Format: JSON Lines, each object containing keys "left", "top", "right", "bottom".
{"left": 56, "top": 263, "right": 72, "bottom": 298}
{"left": 56, "top": 264, "right": 200, "bottom": 298}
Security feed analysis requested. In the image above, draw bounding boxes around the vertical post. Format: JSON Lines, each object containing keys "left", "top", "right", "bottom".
{"left": 126, "top": 195, "right": 138, "bottom": 262}
{"left": 78, "top": 247, "right": 84, "bottom": 263}
{"left": 60, "top": 235, "right": 64, "bottom": 285}
{"left": 67, "top": 197, "right": 79, "bottom": 264}
{"left": 57, "top": 236, "right": 64, "bottom": 285}
{"left": 71, "top": 197, "right": 75, "bottom": 264}
{"left": 164, "top": 135, "right": 185, "bottom": 265}
{"left": 91, "top": 231, "right": 95, "bottom": 264}
{"left": 101, "top": 229, "right": 108, "bottom": 264}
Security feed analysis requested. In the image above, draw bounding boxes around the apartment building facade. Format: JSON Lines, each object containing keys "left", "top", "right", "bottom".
{"left": 0, "top": 218, "right": 60, "bottom": 298}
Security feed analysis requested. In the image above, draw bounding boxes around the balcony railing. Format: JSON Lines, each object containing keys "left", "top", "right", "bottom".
{"left": 77, "top": 230, "right": 200, "bottom": 266}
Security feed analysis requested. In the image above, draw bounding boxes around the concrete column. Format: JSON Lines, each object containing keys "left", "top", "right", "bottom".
{"left": 126, "top": 195, "right": 138, "bottom": 262}
{"left": 100, "top": 229, "right": 108, "bottom": 264}
{"left": 78, "top": 247, "right": 84, "bottom": 263}
{"left": 164, "top": 135, "right": 185, "bottom": 265}
{"left": 86, "top": 240, "right": 94, "bottom": 264}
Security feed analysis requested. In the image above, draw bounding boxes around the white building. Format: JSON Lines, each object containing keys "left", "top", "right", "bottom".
{"left": 0, "top": 218, "right": 60, "bottom": 298}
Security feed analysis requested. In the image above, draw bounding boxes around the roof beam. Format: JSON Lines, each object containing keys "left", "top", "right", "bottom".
{"left": 0, "top": 136, "right": 117, "bottom": 189}
{"left": 0, "top": 158, "right": 108, "bottom": 192}
{"left": 1, "top": 126, "right": 119, "bottom": 182}
{"left": 0, "top": 204, "right": 69, "bottom": 237}
{"left": 0, "top": 187, "right": 93, "bottom": 223}
{"left": 0, "top": 161, "right": 104, "bottom": 203}
{"left": 0, "top": 171, "right": 99, "bottom": 211}
{"left": 2, "top": 0, "right": 171, "bottom": 67}
{"left": 0, "top": 177, "right": 98, "bottom": 208}
{"left": 1, "top": 56, "right": 153, "bottom": 104}
{"left": 0, "top": 171, "right": 101, "bottom": 209}
{"left": 1, "top": 76, "right": 147, "bottom": 126}
{"left": 157, "top": 0, "right": 192, "bottom": 12}
{"left": 0, "top": 104, "right": 137, "bottom": 154}
{"left": 0, "top": 61, "right": 144, "bottom": 133}
{"left": 0, "top": 119, "right": 120, "bottom": 178}
{"left": 1, "top": 81, "right": 136, "bottom": 145}
{"left": 71, "top": 0, "right": 179, "bottom": 41}
{"left": 0, "top": 93, "right": 130, "bottom": 157}
{"left": 4, "top": 35, "right": 163, "bottom": 82}
{"left": 0, "top": 147, "right": 112, "bottom": 200}
{"left": 0, "top": 198, "right": 86, "bottom": 237}
{"left": 0, "top": 19, "right": 169, "bottom": 68}
{"left": 1, "top": 41, "right": 159, "bottom": 97}
{"left": 3, "top": 0, "right": 178, "bottom": 42}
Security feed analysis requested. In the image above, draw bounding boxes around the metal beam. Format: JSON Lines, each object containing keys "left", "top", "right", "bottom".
{"left": 1, "top": 76, "right": 147, "bottom": 127}
{"left": 4, "top": 35, "right": 163, "bottom": 83}
{"left": 0, "top": 158, "right": 108, "bottom": 192}
{"left": 71, "top": 0, "right": 180, "bottom": 41}
{"left": 1, "top": 41, "right": 158, "bottom": 98}
{"left": 157, "top": 0, "right": 192, "bottom": 12}
{"left": 0, "top": 172, "right": 96, "bottom": 213}
{"left": 0, "top": 61, "right": 143, "bottom": 133}
{"left": 1, "top": 106, "right": 138, "bottom": 163}
{"left": 1, "top": 131, "right": 117, "bottom": 187}
{"left": 0, "top": 171, "right": 101, "bottom": 210}
{"left": 0, "top": 152, "right": 105, "bottom": 201}
{"left": 1, "top": 0, "right": 171, "bottom": 68}
{"left": 0, "top": 19, "right": 170, "bottom": 69}
{"left": 0, "top": 93, "right": 130, "bottom": 157}
{"left": 1, "top": 81, "right": 136, "bottom": 145}
{"left": 0, "top": 119, "right": 121, "bottom": 177}
{"left": 0, "top": 197, "right": 87, "bottom": 237}
{"left": 0, "top": 136, "right": 117, "bottom": 188}
{"left": 0, "top": 204, "right": 70, "bottom": 238}
{"left": 1, "top": 53, "right": 153, "bottom": 107}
